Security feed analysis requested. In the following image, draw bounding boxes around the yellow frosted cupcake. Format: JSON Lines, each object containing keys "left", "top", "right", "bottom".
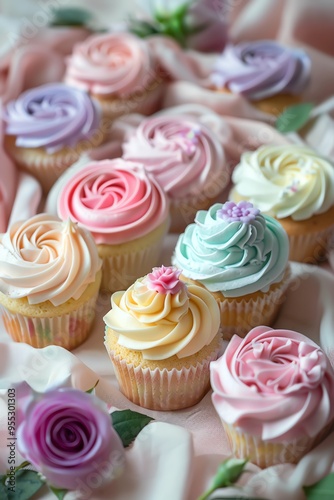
{"left": 104, "top": 265, "right": 222, "bottom": 411}
{"left": 211, "top": 41, "right": 311, "bottom": 116}
{"left": 172, "top": 201, "right": 290, "bottom": 339}
{"left": 0, "top": 213, "right": 102, "bottom": 350}
{"left": 4, "top": 83, "right": 104, "bottom": 193}
{"left": 211, "top": 326, "right": 334, "bottom": 467}
{"left": 230, "top": 145, "right": 334, "bottom": 263}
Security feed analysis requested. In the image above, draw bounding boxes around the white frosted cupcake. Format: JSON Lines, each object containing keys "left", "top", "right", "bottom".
{"left": 122, "top": 110, "right": 230, "bottom": 232}
{"left": 230, "top": 145, "right": 334, "bottom": 263}
{"left": 211, "top": 326, "right": 334, "bottom": 467}
{"left": 0, "top": 214, "right": 102, "bottom": 350}
{"left": 104, "top": 265, "right": 222, "bottom": 411}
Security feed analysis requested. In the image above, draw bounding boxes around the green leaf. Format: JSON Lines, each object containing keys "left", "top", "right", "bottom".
{"left": 303, "top": 472, "right": 334, "bottom": 499}
{"left": 50, "top": 7, "right": 92, "bottom": 27}
{"left": 85, "top": 379, "right": 99, "bottom": 394}
{"left": 49, "top": 486, "right": 68, "bottom": 499}
{"left": 275, "top": 102, "right": 314, "bottom": 133}
{"left": 111, "top": 409, "right": 154, "bottom": 448}
{"left": 7, "top": 470, "right": 45, "bottom": 500}
{"left": 197, "top": 457, "right": 248, "bottom": 500}
{"left": 128, "top": 19, "right": 161, "bottom": 38}
{"left": 0, "top": 480, "right": 8, "bottom": 500}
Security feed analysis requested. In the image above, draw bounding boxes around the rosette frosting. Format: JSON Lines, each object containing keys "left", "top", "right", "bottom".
{"left": 103, "top": 266, "right": 220, "bottom": 360}
{"left": 122, "top": 114, "right": 227, "bottom": 198}
{"left": 0, "top": 213, "right": 101, "bottom": 306}
{"left": 172, "top": 201, "right": 289, "bottom": 297}
{"left": 210, "top": 326, "right": 334, "bottom": 442}
{"left": 57, "top": 159, "right": 170, "bottom": 245}
{"left": 211, "top": 41, "right": 311, "bottom": 100}
{"left": 4, "top": 83, "right": 101, "bottom": 153}
{"left": 65, "top": 32, "right": 156, "bottom": 96}
{"left": 231, "top": 145, "right": 334, "bottom": 221}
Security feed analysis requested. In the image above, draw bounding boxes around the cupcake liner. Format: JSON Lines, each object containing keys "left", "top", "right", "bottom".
{"left": 0, "top": 292, "right": 98, "bottom": 350}
{"left": 218, "top": 267, "right": 291, "bottom": 340}
{"left": 99, "top": 220, "right": 170, "bottom": 292}
{"left": 223, "top": 419, "right": 334, "bottom": 468}
{"left": 288, "top": 225, "right": 334, "bottom": 263}
{"left": 105, "top": 339, "right": 225, "bottom": 411}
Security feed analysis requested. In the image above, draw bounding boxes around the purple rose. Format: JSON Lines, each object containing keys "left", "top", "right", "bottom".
{"left": 17, "top": 388, "right": 125, "bottom": 491}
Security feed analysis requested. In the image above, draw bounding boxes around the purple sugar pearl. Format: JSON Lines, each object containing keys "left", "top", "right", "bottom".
{"left": 217, "top": 201, "right": 260, "bottom": 223}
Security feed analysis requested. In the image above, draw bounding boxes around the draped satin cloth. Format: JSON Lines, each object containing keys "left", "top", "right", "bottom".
{"left": 1, "top": 2, "right": 334, "bottom": 499}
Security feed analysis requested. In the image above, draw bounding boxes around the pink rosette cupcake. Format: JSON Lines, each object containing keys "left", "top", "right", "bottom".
{"left": 122, "top": 113, "right": 229, "bottom": 232}
{"left": 210, "top": 326, "right": 334, "bottom": 468}
{"left": 104, "top": 265, "right": 223, "bottom": 411}
{"left": 0, "top": 214, "right": 102, "bottom": 349}
{"left": 211, "top": 40, "right": 311, "bottom": 115}
{"left": 3, "top": 83, "right": 103, "bottom": 193}
{"left": 65, "top": 32, "right": 164, "bottom": 120}
{"left": 56, "top": 159, "right": 170, "bottom": 292}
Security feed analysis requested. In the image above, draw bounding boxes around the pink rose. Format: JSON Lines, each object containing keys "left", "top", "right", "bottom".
{"left": 146, "top": 265, "right": 185, "bottom": 294}
{"left": 17, "top": 388, "right": 125, "bottom": 491}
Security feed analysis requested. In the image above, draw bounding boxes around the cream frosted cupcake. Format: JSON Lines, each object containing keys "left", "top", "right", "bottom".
{"left": 122, "top": 111, "right": 230, "bottom": 232}
{"left": 3, "top": 83, "right": 104, "bottom": 193}
{"left": 211, "top": 41, "right": 311, "bottom": 115}
{"left": 210, "top": 326, "right": 334, "bottom": 467}
{"left": 65, "top": 32, "right": 164, "bottom": 121}
{"left": 172, "top": 201, "right": 290, "bottom": 339}
{"left": 230, "top": 145, "right": 334, "bottom": 263}
{"left": 104, "top": 265, "right": 222, "bottom": 411}
{"left": 0, "top": 213, "right": 102, "bottom": 350}
{"left": 55, "top": 159, "right": 170, "bottom": 292}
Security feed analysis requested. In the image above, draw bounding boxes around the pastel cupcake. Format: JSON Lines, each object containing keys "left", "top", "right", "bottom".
{"left": 210, "top": 326, "right": 334, "bottom": 467}
{"left": 0, "top": 213, "right": 102, "bottom": 350}
{"left": 211, "top": 41, "right": 311, "bottom": 115}
{"left": 230, "top": 145, "right": 334, "bottom": 263}
{"left": 172, "top": 201, "right": 290, "bottom": 339}
{"left": 3, "top": 83, "right": 103, "bottom": 193}
{"left": 104, "top": 265, "right": 222, "bottom": 411}
{"left": 122, "top": 112, "right": 229, "bottom": 232}
{"left": 55, "top": 159, "right": 170, "bottom": 292}
{"left": 65, "top": 32, "right": 164, "bottom": 121}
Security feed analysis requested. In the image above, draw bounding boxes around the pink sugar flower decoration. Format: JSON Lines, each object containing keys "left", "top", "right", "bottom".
{"left": 217, "top": 201, "right": 260, "bottom": 223}
{"left": 146, "top": 265, "right": 185, "bottom": 294}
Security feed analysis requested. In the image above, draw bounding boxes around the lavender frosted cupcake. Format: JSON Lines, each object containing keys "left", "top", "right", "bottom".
{"left": 3, "top": 83, "right": 104, "bottom": 192}
{"left": 211, "top": 40, "right": 311, "bottom": 115}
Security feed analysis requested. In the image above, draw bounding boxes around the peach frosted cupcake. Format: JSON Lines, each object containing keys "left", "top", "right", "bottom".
{"left": 211, "top": 40, "right": 311, "bottom": 115}
{"left": 172, "top": 201, "right": 290, "bottom": 339}
{"left": 104, "top": 265, "right": 222, "bottom": 411}
{"left": 3, "top": 83, "right": 103, "bottom": 193}
{"left": 230, "top": 145, "right": 334, "bottom": 263}
{"left": 0, "top": 213, "right": 102, "bottom": 350}
{"left": 54, "top": 159, "right": 170, "bottom": 292}
{"left": 65, "top": 32, "right": 164, "bottom": 121}
{"left": 210, "top": 326, "right": 334, "bottom": 467}
{"left": 122, "top": 110, "right": 230, "bottom": 232}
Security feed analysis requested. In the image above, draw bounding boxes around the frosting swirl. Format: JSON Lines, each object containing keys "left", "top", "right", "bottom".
{"left": 57, "top": 159, "right": 170, "bottom": 245}
{"left": 211, "top": 41, "right": 311, "bottom": 100}
{"left": 231, "top": 145, "right": 334, "bottom": 221}
{"left": 210, "top": 326, "right": 334, "bottom": 441}
{"left": 123, "top": 114, "right": 228, "bottom": 199}
{"left": 65, "top": 32, "right": 156, "bottom": 96}
{"left": 172, "top": 202, "right": 289, "bottom": 297}
{"left": 104, "top": 266, "right": 220, "bottom": 360}
{"left": 4, "top": 83, "right": 101, "bottom": 153}
{"left": 0, "top": 213, "right": 101, "bottom": 306}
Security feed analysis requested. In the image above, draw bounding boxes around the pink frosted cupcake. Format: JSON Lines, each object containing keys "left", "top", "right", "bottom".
{"left": 65, "top": 32, "right": 164, "bottom": 120}
{"left": 104, "top": 265, "right": 222, "bottom": 411}
{"left": 122, "top": 112, "right": 229, "bottom": 232}
{"left": 210, "top": 326, "right": 334, "bottom": 467}
{"left": 0, "top": 214, "right": 102, "bottom": 350}
{"left": 54, "top": 159, "right": 170, "bottom": 292}
{"left": 3, "top": 83, "right": 103, "bottom": 193}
